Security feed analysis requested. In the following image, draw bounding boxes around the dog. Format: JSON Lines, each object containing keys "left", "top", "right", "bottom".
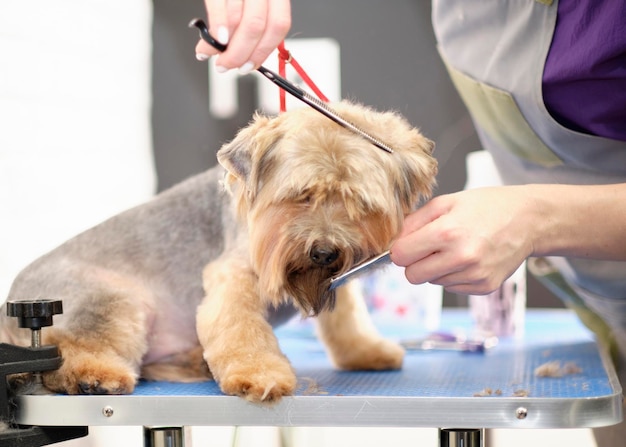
{"left": 0, "top": 101, "right": 437, "bottom": 403}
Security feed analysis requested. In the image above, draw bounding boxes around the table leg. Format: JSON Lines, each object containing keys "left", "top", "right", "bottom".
{"left": 439, "top": 428, "right": 483, "bottom": 447}
{"left": 143, "top": 426, "right": 185, "bottom": 447}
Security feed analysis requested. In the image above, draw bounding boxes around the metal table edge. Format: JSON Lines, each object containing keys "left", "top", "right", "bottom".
{"left": 15, "top": 388, "right": 622, "bottom": 429}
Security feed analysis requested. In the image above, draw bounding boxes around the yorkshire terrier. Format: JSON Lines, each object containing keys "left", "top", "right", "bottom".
{"left": 1, "top": 101, "right": 437, "bottom": 403}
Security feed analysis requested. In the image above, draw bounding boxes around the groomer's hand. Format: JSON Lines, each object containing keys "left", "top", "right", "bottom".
{"left": 196, "top": 0, "right": 292, "bottom": 74}
{"left": 390, "top": 187, "right": 535, "bottom": 295}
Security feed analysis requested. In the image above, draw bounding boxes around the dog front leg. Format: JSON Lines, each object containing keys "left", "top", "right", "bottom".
{"left": 316, "top": 280, "right": 404, "bottom": 370}
{"left": 197, "top": 259, "right": 296, "bottom": 403}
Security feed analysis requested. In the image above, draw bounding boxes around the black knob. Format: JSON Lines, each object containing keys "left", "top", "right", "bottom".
{"left": 7, "top": 299, "right": 63, "bottom": 330}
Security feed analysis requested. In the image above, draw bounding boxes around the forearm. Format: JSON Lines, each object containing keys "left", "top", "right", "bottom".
{"left": 527, "top": 183, "right": 626, "bottom": 261}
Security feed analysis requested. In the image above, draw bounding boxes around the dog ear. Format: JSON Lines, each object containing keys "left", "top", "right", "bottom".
{"left": 328, "top": 102, "right": 437, "bottom": 210}
{"left": 217, "top": 113, "right": 266, "bottom": 180}
{"left": 217, "top": 140, "right": 251, "bottom": 180}
{"left": 217, "top": 112, "right": 282, "bottom": 202}
{"left": 393, "top": 135, "right": 438, "bottom": 212}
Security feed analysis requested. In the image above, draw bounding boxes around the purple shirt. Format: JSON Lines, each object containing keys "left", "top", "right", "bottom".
{"left": 543, "top": 0, "right": 626, "bottom": 142}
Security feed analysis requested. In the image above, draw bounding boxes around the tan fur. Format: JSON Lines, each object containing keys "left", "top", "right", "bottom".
{"left": 1, "top": 101, "right": 437, "bottom": 404}
{"left": 316, "top": 281, "right": 404, "bottom": 371}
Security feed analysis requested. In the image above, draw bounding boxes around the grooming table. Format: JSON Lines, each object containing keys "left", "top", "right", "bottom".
{"left": 13, "top": 309, "right": 623, "bottom": 445}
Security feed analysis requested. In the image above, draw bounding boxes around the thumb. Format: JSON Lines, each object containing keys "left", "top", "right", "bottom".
{"left": 398, "top": 196, "right": 449, "bottom": 238}
{"left": 390, "top": 196, "right": 450, "bottom": 266}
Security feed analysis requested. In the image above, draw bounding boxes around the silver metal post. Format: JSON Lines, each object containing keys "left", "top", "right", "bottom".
{"left": 144, "top": 426, "right": 185, "bottom": 447}
{"left": 439, "top": 428, "right": 483, "bottom": 447}
{"left": 31, "top": 329, "right": 41, "bottom": 348}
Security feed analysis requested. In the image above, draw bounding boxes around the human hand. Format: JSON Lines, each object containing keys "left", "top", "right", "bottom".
{"left": 390, "top": 187, "right": 536, "bottom": 295}
{"left": 196, "top": 0, "right": 292, "bottom": 74}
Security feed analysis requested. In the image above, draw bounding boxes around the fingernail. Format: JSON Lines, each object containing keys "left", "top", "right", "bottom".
{"left": 217, "top": 26, "right": 229, "bottom": 45}
{"left": 196, "top": 53, "right": 210, "bottom": 61}
{"left": 215, "top": 64, "right": 228, "bottom": 73}
{"left": 238, "top": 61, "right": 255, "bottom": 75}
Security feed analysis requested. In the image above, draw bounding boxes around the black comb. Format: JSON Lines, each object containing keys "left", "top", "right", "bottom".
{"left": 190, "top": 18, "right": 394, "bottom": 154}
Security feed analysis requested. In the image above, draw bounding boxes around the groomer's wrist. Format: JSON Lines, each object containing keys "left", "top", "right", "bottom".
{"left": 521, "top": 184, "right": 567, "bottom": 259}
{"left": 524, "top": 183, "right": 616, "bottom": 260}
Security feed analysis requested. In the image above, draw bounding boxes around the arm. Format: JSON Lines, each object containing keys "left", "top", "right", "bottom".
{"left": 196, "top": 0, "right": 292, "bottom": 73}
{"left": 390, "top": 183, "right": 626, "bottom": 295}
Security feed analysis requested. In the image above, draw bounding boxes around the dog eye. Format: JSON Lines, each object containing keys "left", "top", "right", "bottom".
{"left": 294, "top": 191, "right": 312, "bottom": 205}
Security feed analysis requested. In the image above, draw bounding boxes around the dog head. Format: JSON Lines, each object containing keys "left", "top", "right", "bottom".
{"left": 217, "top": 101, "right": 437, "bottom": 315}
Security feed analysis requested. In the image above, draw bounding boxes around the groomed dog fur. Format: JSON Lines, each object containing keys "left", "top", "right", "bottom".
{"left": 0, "top": 101, "right": 437, "bottom": 403}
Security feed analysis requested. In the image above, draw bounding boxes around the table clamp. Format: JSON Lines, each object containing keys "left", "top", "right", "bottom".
{"left": 0, "top": 299, "right": 88, "bottom": 447}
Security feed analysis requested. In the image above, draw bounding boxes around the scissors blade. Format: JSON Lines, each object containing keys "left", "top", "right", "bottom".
{"left": 189, "top": 18, "right": 394, "bottom": 154}
{"left": 329, "top": 250, "right": 391, "bottom": 290}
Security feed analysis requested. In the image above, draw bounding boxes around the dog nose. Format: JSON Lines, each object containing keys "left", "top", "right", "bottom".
{"left": 309, "top": 246, "right": 339, "bottom": 266}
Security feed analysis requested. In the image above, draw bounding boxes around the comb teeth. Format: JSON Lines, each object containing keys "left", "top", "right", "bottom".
{"left": 329, "top": 250, "right": 392, "bottom": 290}
{"left": 301, "top": 93, "right": 395, "bottom": 153}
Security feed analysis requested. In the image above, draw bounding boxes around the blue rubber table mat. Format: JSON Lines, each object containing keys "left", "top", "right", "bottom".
{"left": 15, "top": 309, "right": 623, "bottom": 429}
{"left": 131, "top": 341, "right": 608, "bottom": 399}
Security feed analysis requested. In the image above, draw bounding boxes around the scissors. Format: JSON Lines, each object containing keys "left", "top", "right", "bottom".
{"left": 189, "top": 18, "right": 394, "bottom": 154}
{"left": 400, "top": 332, "right": 499, "bottom": 353}
{"left": 328, "top": 250, "right": 391, "bottom": 290}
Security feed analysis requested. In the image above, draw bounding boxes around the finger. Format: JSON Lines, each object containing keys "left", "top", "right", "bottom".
{"left": 209, "top": 0, "right": 243, "bottom": 66}
{"left": 391, "top": 231, "right": 433, "bottom": 268}
{"left": 398, "top": 196, "right": 450, "bottom": 238}
{"left": 403, "top": 259, "right": 488, "bottom": 295}
{"left": 206, "top": 0, "right": 230, "bottom": 43}
{"left": 442, "top": 281, "right": 499, "bottom": 296}
{"left": 403, "top": 251, "right": 459, "bottom": 285}
{"left": 226, "top": 0, "right": 244, "bottom": 32}
{"left": 196, "top": 0, "right": 230, "bottom": 60}
{"left": 435, "top": 261, "right": 519, "bottom": 295}
{"left": 243, "top": 0, "right": 291, "bottom": 68}
{"left": 217, "top": 1, "right": 269, "bottom": 71}
{"left": 406, "top": 256, "right": 503, "bottom": 296}
{"left": 195, "top": 40, "right": 219, "bottom": 61}
{"left": 390, "top": 209, "right": 452, "bottom": 268}
{"left": 390, "top": 196, "right": 456, "bottom": 266}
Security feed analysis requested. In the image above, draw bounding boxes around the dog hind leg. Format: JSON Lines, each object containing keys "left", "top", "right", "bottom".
{"left": 41, "top": 337, "right": 139, "bottom": 394}
{"left": 40, "top": 287, "right": 151, "bottom": 395}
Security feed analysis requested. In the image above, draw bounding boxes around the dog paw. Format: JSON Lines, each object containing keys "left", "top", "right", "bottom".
{"left": 43, "top": 353, "right": 137, "bottom": 395}
{"left": 334, "top": 338, "right": 405, "bottom": 371}
{"left": 218, "top": 360, "right": 297, "bottom": 403}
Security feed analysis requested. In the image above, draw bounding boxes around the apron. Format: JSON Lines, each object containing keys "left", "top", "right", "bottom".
{"left": 431, "top": 0, "right": 626, "bottom": 368}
